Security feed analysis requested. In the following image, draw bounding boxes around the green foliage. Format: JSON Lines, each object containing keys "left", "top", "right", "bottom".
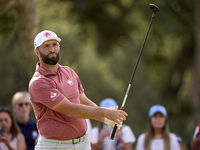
{"left": 0, "top": 0, "right": 196, "bottom": 148}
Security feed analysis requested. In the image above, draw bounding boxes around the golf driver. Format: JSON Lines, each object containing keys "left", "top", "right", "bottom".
{"left": 110, "top": 3, "right": 159, "bottom": 140}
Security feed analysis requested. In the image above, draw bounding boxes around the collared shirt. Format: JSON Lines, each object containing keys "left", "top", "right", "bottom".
{"left": 29, "top": 62, "right": 87, "bottom": 140}
{"left": 16, "top": 118, "right": 38, "bottom": 150}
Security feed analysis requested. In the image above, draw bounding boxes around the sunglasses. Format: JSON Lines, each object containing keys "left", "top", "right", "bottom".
{"left": 17, "top": 102, "right": 30, "bottom": 107}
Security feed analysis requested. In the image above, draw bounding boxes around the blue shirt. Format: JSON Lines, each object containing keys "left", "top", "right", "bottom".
{"left": 16, "top": 118, "right": 39, "bottom": 150}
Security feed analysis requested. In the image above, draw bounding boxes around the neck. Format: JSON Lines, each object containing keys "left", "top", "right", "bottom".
{"left": 17, "top": 116, "right": 29, "bottom": 125}
{"left": 153, "top": 128, "right": 163, "bottom": 139}
{"left": 40, "top": 62, "right": 58, "bottom": 73}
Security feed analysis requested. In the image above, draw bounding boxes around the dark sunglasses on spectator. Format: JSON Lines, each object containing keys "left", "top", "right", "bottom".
{"left": 17, "top": 102, "right": 30, "bottom": 107}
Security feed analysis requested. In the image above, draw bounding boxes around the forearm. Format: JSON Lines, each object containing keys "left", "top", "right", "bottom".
{"left": 68, "top": 104, "right": 106, "bottom": 121}
{"left": 52, "top": 99, "right": 106, "bottom": 120}
{"left": 52, "top": 96, "right": 127, "bottom": 124}
{"left": 81, "top": 97, "right": 105, "bottom": 122}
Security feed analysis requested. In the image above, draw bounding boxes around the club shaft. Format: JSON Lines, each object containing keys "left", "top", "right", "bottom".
{"left": 110, "top": 13, "right": 155, "bottom": 140}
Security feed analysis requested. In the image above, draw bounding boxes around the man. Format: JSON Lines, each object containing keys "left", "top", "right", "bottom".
{"left": 12, "top": 91, "right": 39, "bottom": 150}
{"left": 29, "top": 30, "right": 127, "bottom": 150}
{"left": 89, "top": 98, "right": 136, "bottom": 150}
{"left": 191, "top": 123, "right": 200, "bottom": 150}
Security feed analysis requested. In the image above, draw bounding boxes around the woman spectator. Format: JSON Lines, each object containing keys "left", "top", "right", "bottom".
{"left": 0, "top": 106, "right": 26, "bottom": 150}
{"left": 136, "top": 104, "right": 180, "bottom": 150}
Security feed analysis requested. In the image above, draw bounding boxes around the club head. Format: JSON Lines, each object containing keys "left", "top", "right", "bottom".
{"left": 149, "top": 3, "right": 159, "bottom": 13}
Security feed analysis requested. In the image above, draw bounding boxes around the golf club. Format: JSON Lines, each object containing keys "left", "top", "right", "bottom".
{"left": 110, "top": 3, "right": 159, "bottom": 140}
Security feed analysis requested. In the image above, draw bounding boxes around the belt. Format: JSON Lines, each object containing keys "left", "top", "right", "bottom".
{"left": 40, "top": 134, "right": 88, "bottom": 144}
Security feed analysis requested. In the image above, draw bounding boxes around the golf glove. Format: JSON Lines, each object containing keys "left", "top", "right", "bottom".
{"left": 104, "top": 118, "right": 123, "bottom": 129}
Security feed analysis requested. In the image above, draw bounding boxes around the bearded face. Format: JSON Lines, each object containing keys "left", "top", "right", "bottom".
{"left": 38, "top": 49, "right": 60, "bottom": 65}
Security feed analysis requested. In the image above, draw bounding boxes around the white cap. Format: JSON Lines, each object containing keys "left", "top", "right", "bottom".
{"left": 34, "top": 30, "right": 61, "bottom": 49}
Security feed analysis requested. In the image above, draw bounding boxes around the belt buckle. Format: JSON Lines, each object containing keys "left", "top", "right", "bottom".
{"left": 72, "top": 138, "right": 80, "bottom": 144}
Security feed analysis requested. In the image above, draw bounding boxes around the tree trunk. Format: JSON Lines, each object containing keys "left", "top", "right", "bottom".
{"left": 191, "top": 0, "right": 200, "bottom": 125}
{"left": 0, "top": 0, "right": 38, "bottom": 76}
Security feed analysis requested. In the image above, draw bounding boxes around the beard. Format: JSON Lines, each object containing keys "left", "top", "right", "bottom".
{"left": 38, "top": 50, "right": 60, "bottom": 65}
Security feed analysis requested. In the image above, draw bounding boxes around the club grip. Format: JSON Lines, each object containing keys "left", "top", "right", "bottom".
{"left": 110, "top": 106, "right": 124, "bottom": 140}
{"left": 110, "top": 124, "right": 118, "bottom": 140}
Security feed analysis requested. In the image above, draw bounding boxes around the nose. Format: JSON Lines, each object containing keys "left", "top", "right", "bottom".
{"left": 49, "top": 45, "right": 56, "bottom": 53}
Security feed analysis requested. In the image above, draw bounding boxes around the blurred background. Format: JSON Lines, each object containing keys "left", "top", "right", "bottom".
{"left": 0, "top": 0, "right": 199, "bottom": 149}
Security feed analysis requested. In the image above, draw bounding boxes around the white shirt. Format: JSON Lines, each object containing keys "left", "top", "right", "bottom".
{"left": 89, "top": 125, "right": 136, "bottom": 150}
{"left": 136, "top": 133, "right": 180, "bottom": 150}
{"left": 86, "top": 119, "right": 92, "bottom": 134}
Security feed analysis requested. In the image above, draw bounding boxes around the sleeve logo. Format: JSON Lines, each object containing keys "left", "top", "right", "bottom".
{"left": 50, "top": 92, "right": 59, "bottom": 101}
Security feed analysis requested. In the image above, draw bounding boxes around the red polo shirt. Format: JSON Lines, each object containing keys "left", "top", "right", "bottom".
{"left": 29, "top": 62, "right": 87, "bottom": 140}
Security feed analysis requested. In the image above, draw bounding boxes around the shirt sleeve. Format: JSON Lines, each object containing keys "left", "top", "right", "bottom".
{"left": 29, "top": 78, "right": 65, "bottom": 108}
{"left": 170, "top": 133, "right": 180, "bottom": 150}
{"left": 122, "top": 125, "right": 136, "bottom": 143}
{"left": 136, "top": 134, "right": 145, "bottom": 150}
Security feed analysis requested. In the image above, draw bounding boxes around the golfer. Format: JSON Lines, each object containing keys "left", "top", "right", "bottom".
{"left": 29, "top": 30, "right": 127, "bottom": 150}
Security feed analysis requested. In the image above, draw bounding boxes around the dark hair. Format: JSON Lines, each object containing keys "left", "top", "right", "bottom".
{"left": 0, "top": 106, "right": 20, "bottom": 140}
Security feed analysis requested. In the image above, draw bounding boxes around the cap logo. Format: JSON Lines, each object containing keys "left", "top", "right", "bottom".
{"left": 44, "top": 32, "right": 52, "bottom": 38}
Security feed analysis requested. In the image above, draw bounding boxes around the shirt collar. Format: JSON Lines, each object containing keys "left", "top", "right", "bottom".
{"left": 36, "top": 62, "right": 60, "bottom": 76}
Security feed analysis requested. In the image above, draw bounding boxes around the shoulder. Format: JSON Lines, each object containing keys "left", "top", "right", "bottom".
{"left": 17, "top": 133, "right": 25, "bottom": 140}
{"left": 121, "top": 125, "right": 136, "bottom": 143}
{"left": 122, "top": 125, "right": 132, "bottom": 132}
{"left": 136, "top": 133, "right": 145, "bottom": 150}
{"left": 169, "top": 133, "right": 177, "bottom": 140}
{"left": 59, "top": 65, "right": 79, "bottom": 77}
{"left": 29, "top": 74, "right": 55, "bottom": 90}
{"left": 59, "top": 65, "right": 75, "bottom": 73}
{"left": 138, "top": 133, "right": 146, "bottom": 141}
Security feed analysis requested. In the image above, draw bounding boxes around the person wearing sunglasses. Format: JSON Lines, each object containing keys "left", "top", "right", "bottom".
{"left": 12, "top": 91, "right": 39, "bottom": 150}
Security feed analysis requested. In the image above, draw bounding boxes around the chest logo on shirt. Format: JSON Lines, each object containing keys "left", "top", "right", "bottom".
{"left": 67, "top": 79, "right": 73, "bottom": 86}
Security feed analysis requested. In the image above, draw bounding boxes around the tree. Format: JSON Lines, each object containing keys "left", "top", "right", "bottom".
{"left": 0, "top": 0, "right": 38, "bottom": 104}
{"left": 191, "top": 0, "right": 200, "bottom": 125}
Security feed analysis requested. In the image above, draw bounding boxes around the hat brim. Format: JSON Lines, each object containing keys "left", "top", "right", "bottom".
{"left": 35, "top": 37, "right": 61, "bottom": 49}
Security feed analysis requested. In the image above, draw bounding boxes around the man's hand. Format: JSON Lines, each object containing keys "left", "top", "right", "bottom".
{"left": 104, "top": 106, "right": 127, "bottom": 125}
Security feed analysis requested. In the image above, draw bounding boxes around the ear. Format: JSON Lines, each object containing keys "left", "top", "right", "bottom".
{"left": 34, "top": 48, "right": 39, "bottom": 55}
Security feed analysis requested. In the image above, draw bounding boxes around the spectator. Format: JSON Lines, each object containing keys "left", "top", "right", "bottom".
{"left": 191, "top": 122, "right": 200, "bottom": 150}
{"left": 136, "top": 104, "right": 180, "bottom": 150}
{"left": 0, "top": 106, "right": 26, "bottom": 150}
{"left": 12, "top": 91, "right": 39, "bottom": 150}
{"left": 89, "top": 98, "right": 136, "bottom": 150}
